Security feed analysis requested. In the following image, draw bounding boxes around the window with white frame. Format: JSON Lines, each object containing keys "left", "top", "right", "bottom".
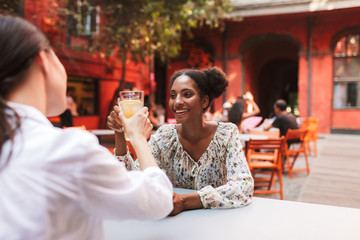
{"left": 68, "top": 0, "right": 100, "bottom": 37}
{"left": 333, "top": 33, "right": 360, "bottom": 109}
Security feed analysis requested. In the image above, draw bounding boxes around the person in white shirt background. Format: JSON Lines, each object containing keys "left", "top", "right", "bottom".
{"left": 0, "top": 15, "right": 173, "bottom": 240}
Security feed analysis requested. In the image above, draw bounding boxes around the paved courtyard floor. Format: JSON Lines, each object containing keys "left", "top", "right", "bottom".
{"left": 256, "top": 133, "right": 360, "bottom": 209}
{"left": 99, "top": 132, "right": 360, "bottom": 209}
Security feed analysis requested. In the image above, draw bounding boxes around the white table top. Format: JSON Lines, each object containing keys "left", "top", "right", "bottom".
{"left": 103, "top": 188, "right": 360, "bottom": 240}
{"left": 238, "top": 134, "right": 268, "bottom": 141}
{"left": 90, "top": 129, "right": 115, "bottom": 136}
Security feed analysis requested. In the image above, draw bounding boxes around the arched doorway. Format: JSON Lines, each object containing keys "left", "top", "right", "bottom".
{"left": 239, "top": 34, "right": 301, "bottom": 119}
{"left": 258, "top": 59, "right": 298, "bottom": 118}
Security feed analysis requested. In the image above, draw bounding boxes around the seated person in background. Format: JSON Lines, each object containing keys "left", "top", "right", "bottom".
{"left": 262, "top": 99, "right": 298, "bottom": 136}
{"left": 145, "top": 101, "right": 159, "bottom": 130}
{"left": 228, "top": 93, "right": 260, "bottom": 133}
{"left": 0, "top": 15, "right": 173, "bottom": 240}
{"left": 66, "top": 90, "right": 79, "bottom": 117}
{"left": 59, "top": 108, "right": 73, "bottom": 127}
{"left": 213, "top": 101, "right": 232, "bottom": 122}
{"left": 59, "top": 90, "right": 76, "bottom": 128}
{"left": 108, "top": 67, "right": 254, "bottom": 216}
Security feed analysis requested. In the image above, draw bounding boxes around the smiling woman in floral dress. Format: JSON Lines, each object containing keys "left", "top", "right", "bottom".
{"left": 108, "top": 67, "right": 254, "bottom": 215}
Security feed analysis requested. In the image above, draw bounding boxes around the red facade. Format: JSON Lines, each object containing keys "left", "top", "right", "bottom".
{"left": 23, "top": 1, "right": 360, "bottom": 133}
{"left": 24, "top": 0, "right": 151, "bottom": 129}
{"left": 169, "top": 7, "right": 360, "bottom": 133}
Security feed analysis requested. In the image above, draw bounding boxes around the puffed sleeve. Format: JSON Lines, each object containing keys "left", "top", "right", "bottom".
{"left": 72, "top": 131, "right": 173, "bottom": 220}
{"left": 197, "top": 124, "right": 254, "bottom": 208}
{"left": 115, "top": 148, "right": 140, "bottom": 170}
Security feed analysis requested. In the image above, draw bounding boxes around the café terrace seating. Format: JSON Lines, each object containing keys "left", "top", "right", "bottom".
{"left": 282, "top": 128, "right": 309, "bottom": 178}
{"left": 250, "top": 128, "right": 280, "bottom": 139}
{"left": 246, "top": 137, "right": 284, "bottom": 199}
{"left": 301, "top": 117, "right": 319, "bottom": 157}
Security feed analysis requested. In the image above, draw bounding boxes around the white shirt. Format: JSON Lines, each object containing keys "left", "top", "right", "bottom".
{"left": 0, "top": 102, "right": 173, "bottom": 240}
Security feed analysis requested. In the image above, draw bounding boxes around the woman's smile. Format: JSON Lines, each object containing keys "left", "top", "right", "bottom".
{"left": 174, "top": 108, "right": 189, "bottom": 117}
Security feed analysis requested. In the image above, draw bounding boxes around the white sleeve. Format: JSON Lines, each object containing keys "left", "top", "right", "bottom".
{"left": 75, "top": 133, "right": 173, "bottom": 220}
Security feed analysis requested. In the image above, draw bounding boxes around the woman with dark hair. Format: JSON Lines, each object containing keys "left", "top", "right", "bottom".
{"left": 228, "top": 94, "right": 261, "bottom": 133}
{"left": 108, "top": 67, "right": 254, "bottom": 216}
{"left": 0, "top": 15, "right": 173, "bottom": 239}
{"left": 228, "top": 100, "right": 246, "bottom": 127}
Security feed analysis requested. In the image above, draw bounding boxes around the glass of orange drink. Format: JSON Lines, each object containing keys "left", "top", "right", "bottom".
{"left": 118, "top": 91, "right": 144, "bottom": 137}
{"left": 118, "top": 91, "right": 144, "bottom": 118}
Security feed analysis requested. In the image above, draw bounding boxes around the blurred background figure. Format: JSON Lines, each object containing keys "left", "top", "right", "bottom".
{"left": 66, "top": 90, "right": 79, "bottom": 117}
{"left": 144, "top": 99, "right": 166, "bottom": 130}
{"left": 155, "top": 104, "right": 166, "bottom": 126}
{"left": 228, "top": 92, "right": 261, "bottom": 133}
{"left": 261, "top": 99, "right": 298, "bottom": 136}
{"left": 213, "top": 101, "right": 233, "bottom": 122}
{"left": 203, "top": 108, "right": 213, "bottom": 121}
{"left": 59, "top": 108, "right": 73, "bottom": 128}
{"left": 59, "top": 90, "right": 78, "bottom": 127}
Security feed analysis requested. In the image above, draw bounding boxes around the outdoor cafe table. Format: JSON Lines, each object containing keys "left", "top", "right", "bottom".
{"left": 103, "top": 188, "right": 360, "bottom": 240}
{"left": 90, "top": 129, "right": 115, "bottom": 141}
{"left": 238, "top": 133, "right": 268, "bottom": 142}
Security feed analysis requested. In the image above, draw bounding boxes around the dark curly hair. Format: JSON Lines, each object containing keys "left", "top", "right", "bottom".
{"left": 169, "top": 67, "right": 228, "bottom": 112}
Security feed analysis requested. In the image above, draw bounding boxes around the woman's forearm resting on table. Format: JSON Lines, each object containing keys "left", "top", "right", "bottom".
{"left": 195, "top": 126, "right": 254, "bottom": 209}
{"left": 170, "top": 192, "right": 203, "bottom": 216}
{"left": 197, "top": 178, "right": 253, "bottom": 209}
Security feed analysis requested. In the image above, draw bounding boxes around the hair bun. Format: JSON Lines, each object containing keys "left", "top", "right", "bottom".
{"left": 204, "top": 67, "right": 229, "bottom": 98}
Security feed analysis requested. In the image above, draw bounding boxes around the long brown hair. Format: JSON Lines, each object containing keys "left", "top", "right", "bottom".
{"left": 0, "top": 15, "right": 50, "bottom": 169}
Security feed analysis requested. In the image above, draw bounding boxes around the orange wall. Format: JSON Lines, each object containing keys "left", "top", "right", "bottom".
{"left": 298, "top": 55, "right": 308, "bottom": 120}
{"left": 24, "top": 0, "right": 151, "bottom": 130}
{"left": 185, "top": 7, "right": 360, "bottom": 133}
{"left": 226, "top": 58, "right": 242, "bottom": 102}
{"left": 73, "top": 116, "right": 100, "bottom": 130}
{"left": 332, "top": 111, "right": 360, "bottom": 129}
{"left": 310, "top": 54, "right": 333, "bottom": 133}
{"left": 25, "top": 0, "right": 360, "bottom": 132}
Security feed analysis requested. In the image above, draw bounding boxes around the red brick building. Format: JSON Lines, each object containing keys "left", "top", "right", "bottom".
{"left": 167, "top": 0, "right": 360, "bottom": 134}
{"left": 15, "top": 0, "right": 360, "bottom": 133}
{"left": 20, "top": 0, "right": 152, "bottom": 129}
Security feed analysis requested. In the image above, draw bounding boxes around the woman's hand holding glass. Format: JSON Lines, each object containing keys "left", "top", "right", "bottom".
{"left": 107, "top": 105, "right": 125, "bottom": 133}
{"left": 107, "top": 105, "right": 153, "bottom": 141}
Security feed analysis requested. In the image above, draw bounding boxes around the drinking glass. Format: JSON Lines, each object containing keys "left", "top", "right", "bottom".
{"left": 118, "top": 91, "right": 144, "bottom": 118}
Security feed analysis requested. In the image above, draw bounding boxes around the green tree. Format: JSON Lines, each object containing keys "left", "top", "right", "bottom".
{"left": 0, "top": 0, "right": 24, "bottom": 15}
{"left": 3, "top": 0, "right": 234, "bottom": 117}
{"left": 60, "top": 0, "right": 233, "bottom": 116}
{"left": 58, "top": 1, "right": 231, "bottom": 75}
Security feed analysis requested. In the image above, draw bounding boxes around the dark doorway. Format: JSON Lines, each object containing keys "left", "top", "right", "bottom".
{"left": 154, "top": 54, "right": 167, "bottom": 109}
{"left": 258, "top": 58, "right": 298, "bottom": 118}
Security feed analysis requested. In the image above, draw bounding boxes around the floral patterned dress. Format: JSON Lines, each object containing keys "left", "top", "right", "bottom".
{"left": 119, "top": 122, "right": 254, "bottom": 209}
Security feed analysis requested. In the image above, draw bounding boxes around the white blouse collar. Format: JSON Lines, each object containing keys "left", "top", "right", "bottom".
{"left": 6, "top": 101, "right": 53, "bottom": 127}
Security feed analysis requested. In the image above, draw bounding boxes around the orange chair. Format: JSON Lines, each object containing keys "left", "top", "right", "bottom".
{"left": 246, "top": 137, "right": 284, "bottom": 199}
{"left": 301, "top": 117, "right": 319, "bottom": 157}
{"left": 250, "top": 129, "right": 280, "bottom": 139}
{"left": 109, "top": 144, "right": 136, "bottom": 161}
{"left": 108, "top": 148, "right": 115, "bottom": 154}
{"left": 48, "top": 116, "right": 61, "bottom": 127}
{"left": 282, "top": 128, "right": 309, "bottom": 178}
{"left": 126, "top": 140, "right": 137, "bottom": 160}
